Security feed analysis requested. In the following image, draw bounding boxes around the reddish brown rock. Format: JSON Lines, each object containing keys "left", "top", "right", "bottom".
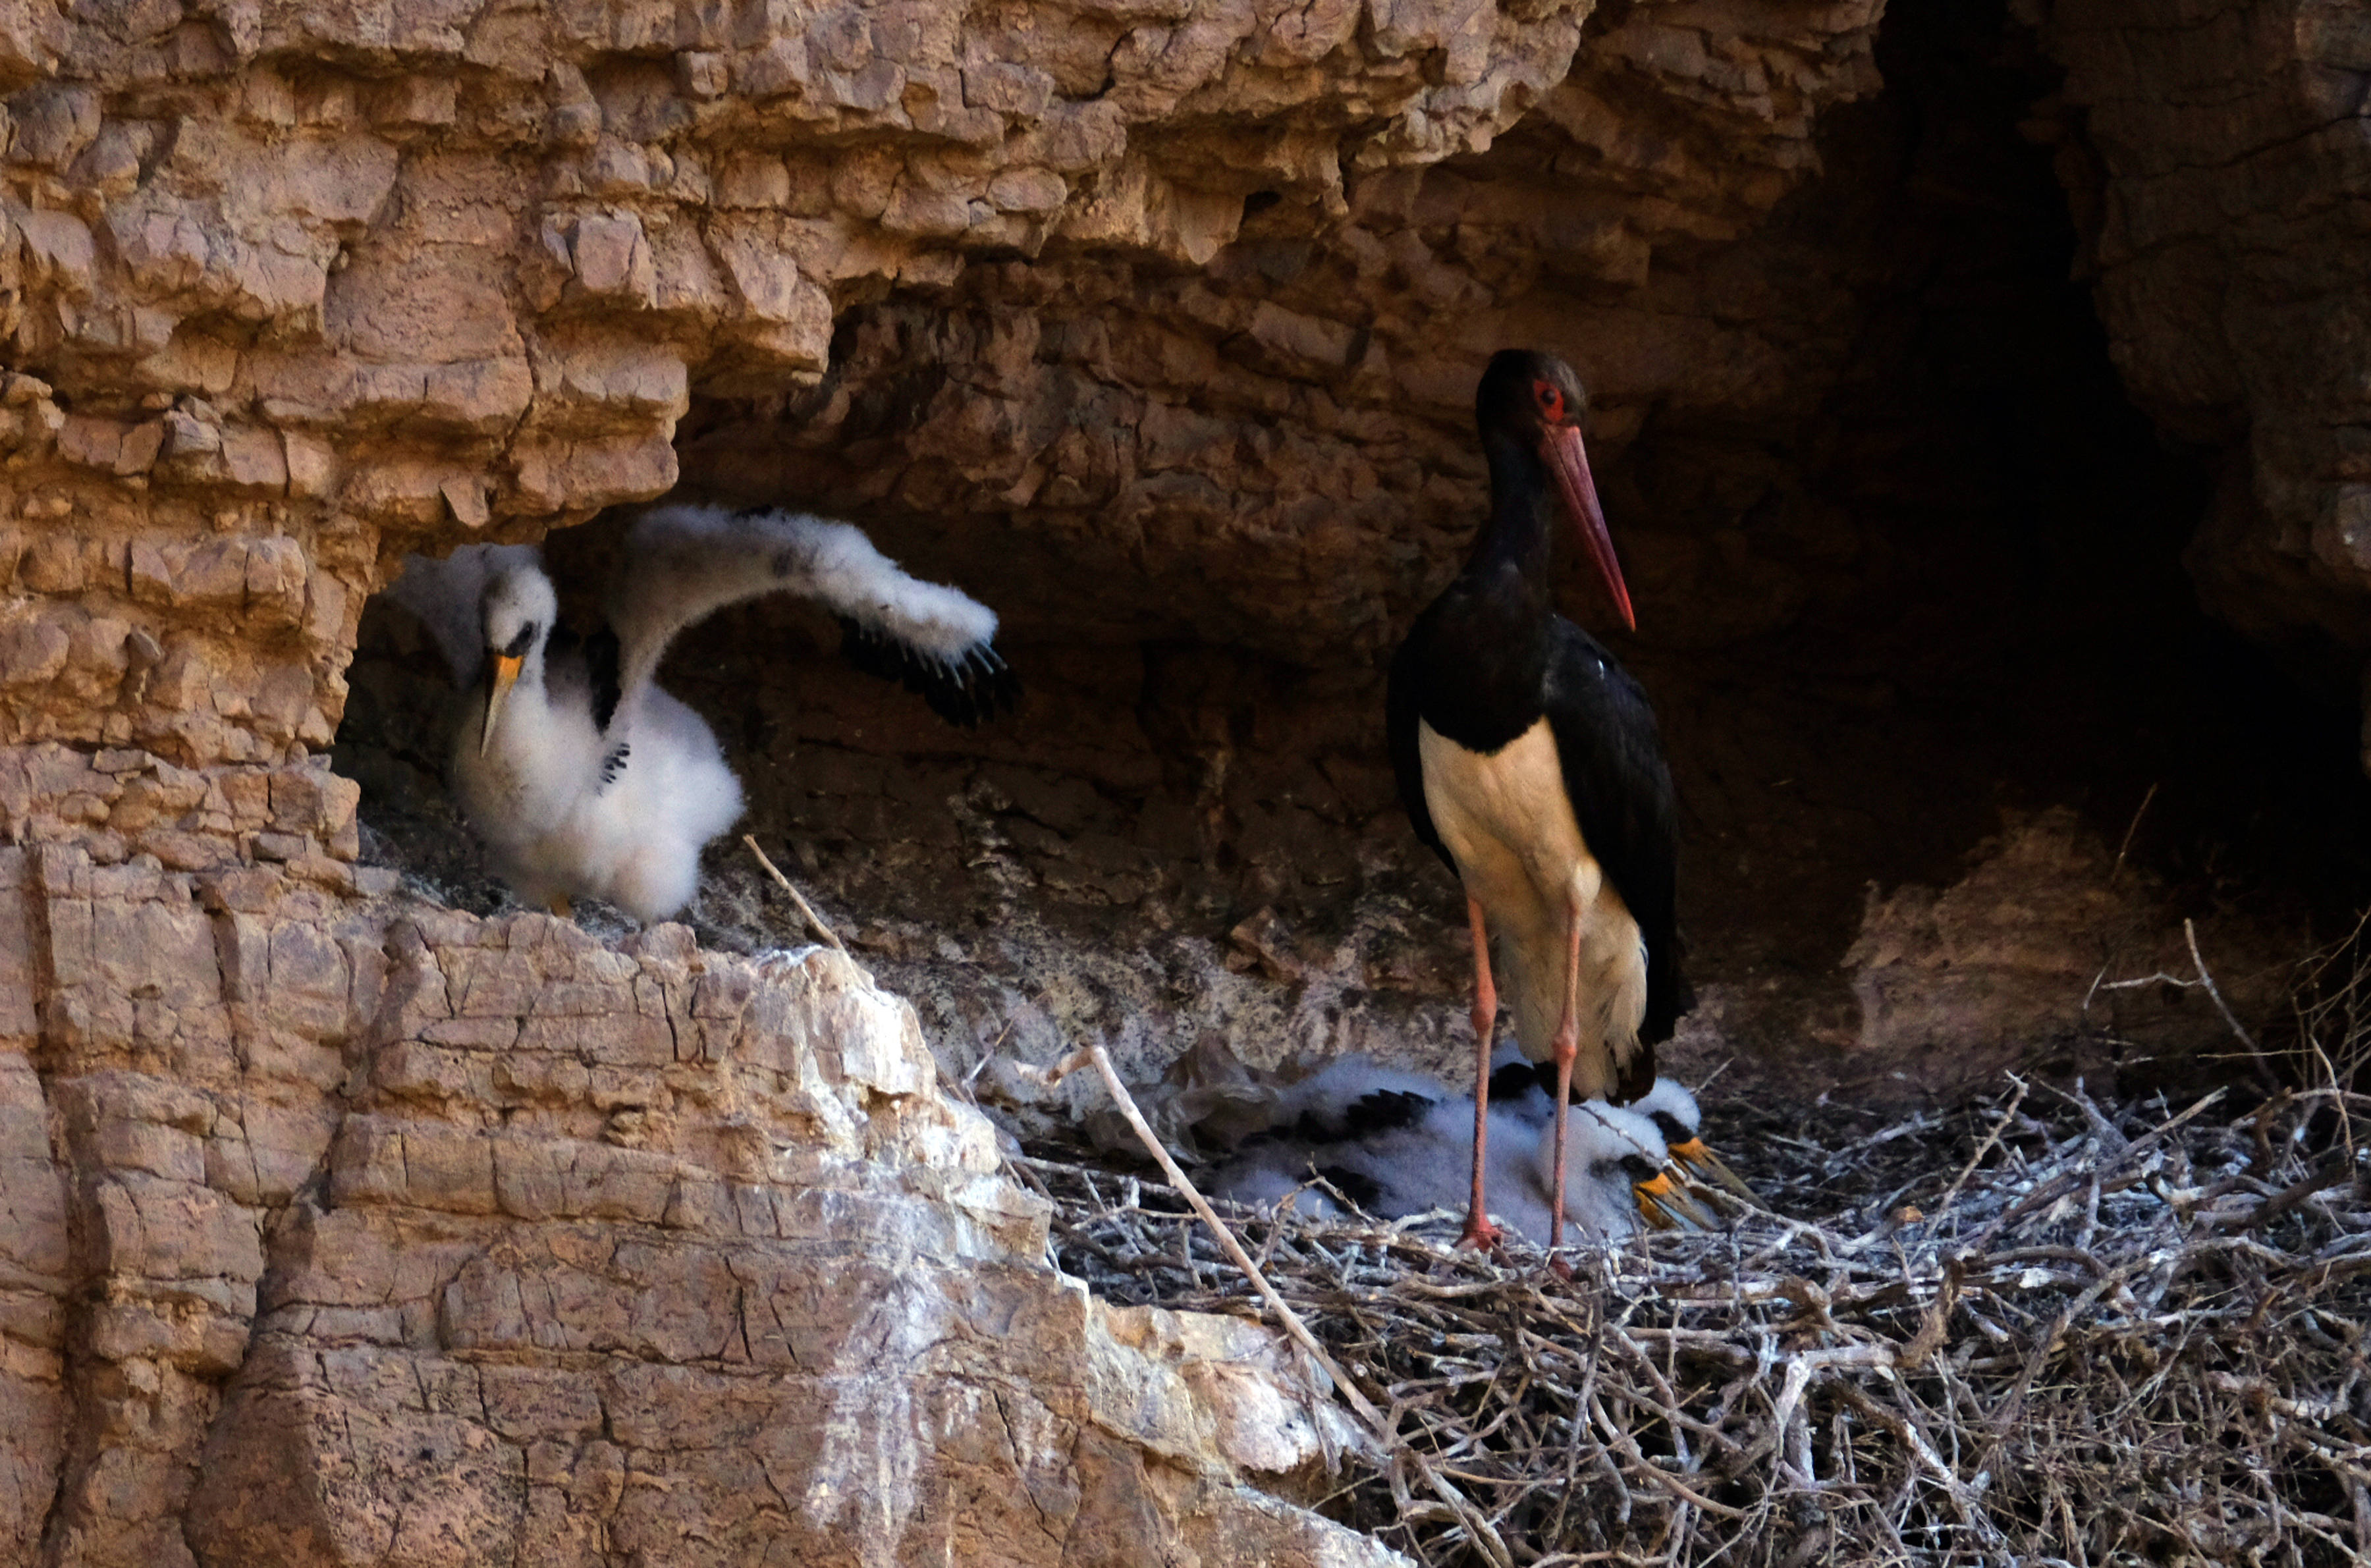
{"left": 2034, "top": 0, "right": 2371, "bottom": 703}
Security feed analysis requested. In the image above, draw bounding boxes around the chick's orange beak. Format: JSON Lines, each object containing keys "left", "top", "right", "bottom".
{"left": 1635, "top": 1170, "right": 1703, "bottom": 1230}
{"left": 480, "top": 652, "right": 524, "bottom": 757}
{"left": 1669, "top": 1137, "right": 1755, "bottom": 1199}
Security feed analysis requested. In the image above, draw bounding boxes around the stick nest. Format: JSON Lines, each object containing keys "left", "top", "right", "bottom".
{"left": 1012, "top": 1079, "right": 2371, "bottom": 1567}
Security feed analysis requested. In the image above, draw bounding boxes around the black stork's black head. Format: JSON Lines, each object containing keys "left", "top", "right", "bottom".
{"left": 1475, "top": 348, "right": 1636, "bottom": 631}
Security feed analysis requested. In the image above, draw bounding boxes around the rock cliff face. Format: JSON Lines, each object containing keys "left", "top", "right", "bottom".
{"left": 2032, "top": 0, "right": 2371, "bottom": 699}
{"left": 3, "top": 0, "right": 2368, "bottom": 1558}
{"left": 5, "top": 852, "right": 1385, "bottom": 1566}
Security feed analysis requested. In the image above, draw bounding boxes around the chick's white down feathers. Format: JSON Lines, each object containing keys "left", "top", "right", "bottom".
{"left": 1208, "top": 1052, "right": 1703, "bottom": 1245}
{"left": 445, "top": 556, "right": 744, "bottom": 923}
{"left": 389, "top": 506, "right": 1014, "bottom": 923}
{"left": 613, "top": 505, "right": 1014, "bottom": 729}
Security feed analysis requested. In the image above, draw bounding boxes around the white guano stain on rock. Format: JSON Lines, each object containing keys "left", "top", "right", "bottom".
{"left": 800, "top": 1278, "right": 950, "bottom": 1568}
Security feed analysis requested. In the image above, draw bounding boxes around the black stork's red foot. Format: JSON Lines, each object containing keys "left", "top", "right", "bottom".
{"left": 1458, "top": 1214, "right": 1504, "bottom": 1252}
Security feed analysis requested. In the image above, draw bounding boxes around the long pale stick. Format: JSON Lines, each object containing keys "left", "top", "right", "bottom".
{"left": 744, "top": 834, "right": 848, "bottom": 954}
{"left": 1037, "top": 1041, "right": 1514, "bottom": 1568}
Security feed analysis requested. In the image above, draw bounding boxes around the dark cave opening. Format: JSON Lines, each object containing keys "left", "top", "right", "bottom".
{"left": 335, "top": 0, "right": 2371, "bottom": 1122}
{"left": 1598, "top": 0, "right": 2371, "bottom": 1086}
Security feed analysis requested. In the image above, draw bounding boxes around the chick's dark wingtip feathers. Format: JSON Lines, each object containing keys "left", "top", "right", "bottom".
{"left": 837, "top": 617, "right": 1022, "bottom": 729}
{"left": 1318, "top": 1166, "right": 1384, "bottom": 1210}
{"left": 1344, "top": 1088, "right": 1437, "bottom": 1137}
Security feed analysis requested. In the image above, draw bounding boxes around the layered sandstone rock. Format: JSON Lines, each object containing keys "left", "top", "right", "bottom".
{"left": 3, "top": 852, "right": 1386, "bottom": 1566}
{"left": 1844, "top": 809, "right": 2295, "bottom": 1098}
{"left": 0, "top": 0, "right": 1894, "bottom": 691}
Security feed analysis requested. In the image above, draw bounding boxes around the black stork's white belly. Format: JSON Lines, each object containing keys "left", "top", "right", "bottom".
{"left": 1417, "top": 715, "right": 1648, "bottom": 1097}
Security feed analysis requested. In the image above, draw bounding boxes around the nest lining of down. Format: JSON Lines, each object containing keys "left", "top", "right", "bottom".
{"left": 1013, "top": 1077, "right": 2371, "bottom": 1568}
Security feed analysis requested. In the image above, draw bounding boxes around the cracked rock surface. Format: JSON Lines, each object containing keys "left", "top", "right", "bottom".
{"left": 6, "top": 855, "right": 1383, "bottom": 1565}
{"left": 2032, "top": 0, "right": 2371, "bottom": 703}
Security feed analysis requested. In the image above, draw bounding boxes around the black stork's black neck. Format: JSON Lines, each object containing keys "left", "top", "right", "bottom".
{"left": 1402, "top": 424, "right": 1562, "bottom": 753}
{"left": 1467, "top": 421, "right": 1559, "bottom": 594}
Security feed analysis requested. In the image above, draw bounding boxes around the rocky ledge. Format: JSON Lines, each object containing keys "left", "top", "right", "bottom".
{"left": 3, "top": 840, "right": 1385, "bottom": 1565}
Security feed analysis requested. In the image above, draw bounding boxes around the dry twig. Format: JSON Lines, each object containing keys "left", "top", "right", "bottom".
{"left": 743, "top": 834, "right": 848, "bottom": 954}
{"left": 2187, "top": 915, "right": 2260, "bottom": 1056}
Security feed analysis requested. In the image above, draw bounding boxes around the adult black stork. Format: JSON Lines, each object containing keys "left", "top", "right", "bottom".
{"left": 1385, "top": 348, "right": 1687, "bottom": 1252}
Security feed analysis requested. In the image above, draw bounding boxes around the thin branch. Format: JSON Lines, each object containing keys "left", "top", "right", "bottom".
{"left": 1934, "top": 1076, "right": 2029, "bottom": 1214}
{"left": 744, "top": 834, "right": 848, "bottom": 954}
{"left": 2110, "top": 781, "right": 2158, "bottom": 884}
{"left": 2187, "top": 917, "right": 2258, "bottom": 1055}
{"left": 2206, "top": 1152, "right": 2355, "bottom": 1234}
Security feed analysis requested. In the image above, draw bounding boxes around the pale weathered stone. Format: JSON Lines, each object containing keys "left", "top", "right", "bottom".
{"left": 8, "top": 817, "right": 1404, "bottom": 1561}
{"left": 172, "top": 935, "right": 1378, "bottom": 1565}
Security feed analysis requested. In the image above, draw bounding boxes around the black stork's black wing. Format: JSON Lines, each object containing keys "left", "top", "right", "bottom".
{"left": 1385, "top": 607, "right": 1454, "bottom": 873}
{"left": 1540, "top": 617, "right": 1690, "bottom": 1084}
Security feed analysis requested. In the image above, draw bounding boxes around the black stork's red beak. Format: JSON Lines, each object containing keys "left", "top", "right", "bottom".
{"left": 1539, "top": 423, "right": 1635, "bottom": 632}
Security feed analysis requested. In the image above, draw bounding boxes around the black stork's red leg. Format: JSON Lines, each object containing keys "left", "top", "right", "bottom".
{"left": 1461, "top": 894, "right": 1503, "bottom": 1251}
{"left": 1544, "top": 892, "right": 1586, "bottom": 1253}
